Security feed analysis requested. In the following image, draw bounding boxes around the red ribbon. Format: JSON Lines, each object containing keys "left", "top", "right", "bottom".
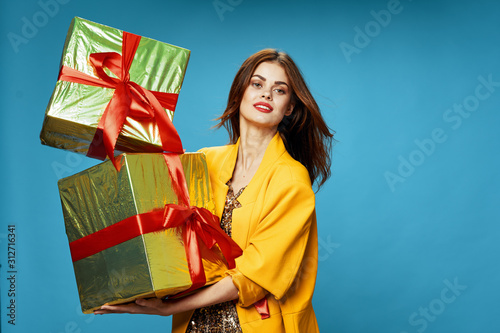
{"left": 253, "top": 298, "right": 270, "bottom": 319}
{"left": 58, "top": 31, "right": 183, "bottom": 169}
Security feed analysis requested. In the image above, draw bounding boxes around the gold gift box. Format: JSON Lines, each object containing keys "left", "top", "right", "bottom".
{"left": 40, "top": 17, "right": 190, "bottom": 156}
{"left": 58, "top": 152, "right": 227, "bottom": 314}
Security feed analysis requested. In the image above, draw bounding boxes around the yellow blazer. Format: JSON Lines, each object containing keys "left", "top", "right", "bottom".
{"left": 172, "top": 133, "right": 319, "bottom": 333}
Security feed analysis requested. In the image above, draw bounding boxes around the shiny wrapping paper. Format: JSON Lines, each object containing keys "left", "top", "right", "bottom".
{"left": 40, "top": 17, "right": 190, "bottom": 156}
{"left": 58, "top": 153, "right": 227, "bottom": 314}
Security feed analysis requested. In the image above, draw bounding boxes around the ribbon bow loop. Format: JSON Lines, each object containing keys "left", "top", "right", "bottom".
{"left": 189, "top": 207, "right": 220, "bottom": 250}
{"left": 163, "top": 204, "right": 231, "bottom": 259}
{"left": 88, "top": 52, "right": 123, "bottom": 85}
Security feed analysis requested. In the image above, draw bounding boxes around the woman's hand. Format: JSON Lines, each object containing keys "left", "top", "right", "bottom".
{"left": 93, "top": 276, "right": 239, "bottom": 316}
{"left": 94, "top": 298, "right": 173, "bottom": 316}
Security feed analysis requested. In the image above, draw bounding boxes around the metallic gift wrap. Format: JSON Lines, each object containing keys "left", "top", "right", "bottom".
{"left": 40, "top": 17, "right": 190, "bottom": 156}
{"left": 58, "top": 153, "right": 227, "bottom": 314}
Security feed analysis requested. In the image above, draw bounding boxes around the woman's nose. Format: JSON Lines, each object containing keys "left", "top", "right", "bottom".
{"left": 261, "top": 90, "right": 272, "bottom": 100}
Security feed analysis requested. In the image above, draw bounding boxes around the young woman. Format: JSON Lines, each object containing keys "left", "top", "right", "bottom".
{"left": 95, "top": 49, "right": 334, "bottom": 333}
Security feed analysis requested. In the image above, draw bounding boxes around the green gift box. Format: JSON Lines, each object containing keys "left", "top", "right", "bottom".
{"left": 58, "top": 153, "right": 230, "bottom": 314}
{"left": 40, "top": 17, "right": 190, "bottom": 157}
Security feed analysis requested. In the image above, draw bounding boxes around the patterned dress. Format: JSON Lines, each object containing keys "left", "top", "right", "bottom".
{"left": 185, "top": 182, "right": 246, "bottom": 333}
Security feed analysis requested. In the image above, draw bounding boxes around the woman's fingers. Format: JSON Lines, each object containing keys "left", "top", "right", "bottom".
{"left": 93, "top": 298, "right": 171, "bottom": 316}
{"left": 94, "top": 303, "right": 139, "bottom": 314}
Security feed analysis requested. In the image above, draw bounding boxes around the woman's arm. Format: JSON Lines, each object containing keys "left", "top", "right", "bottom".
{"left": 94, "top": 275, "right": 238, "bottom": 316}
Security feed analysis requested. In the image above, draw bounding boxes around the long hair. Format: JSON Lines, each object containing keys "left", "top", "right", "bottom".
{"left": 215, "top": 49, "right": 334, "bottom": 190}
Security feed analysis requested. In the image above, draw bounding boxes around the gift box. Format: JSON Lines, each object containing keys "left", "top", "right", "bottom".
{"left": 40, "top": 17, "right": 190, "bottom": 159}
{"left": 58, "top": 152, "right": 238, "bottom": 314}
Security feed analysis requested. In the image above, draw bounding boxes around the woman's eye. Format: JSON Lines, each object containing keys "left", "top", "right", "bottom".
{"left": 275, "top": 88, "right": 286, "bottom": 94}
{"left": 252, "top": 82, "right": 262, "bottom": 88}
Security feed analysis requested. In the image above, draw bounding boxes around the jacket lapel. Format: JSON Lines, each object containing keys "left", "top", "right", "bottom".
{"left": 215, "top": 133, "right": 288, "bottom": 246}
{"left": 219, "top": 139, "right": 239, "bottom": 185}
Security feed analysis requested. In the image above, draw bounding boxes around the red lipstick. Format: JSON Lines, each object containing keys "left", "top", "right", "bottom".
{"left": 253, "top": 102, "right": 273, "bottom": 113}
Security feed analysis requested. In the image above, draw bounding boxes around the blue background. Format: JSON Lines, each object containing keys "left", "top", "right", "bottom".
{"left": 2, "top": 0, "right": 499, "bottom": 332}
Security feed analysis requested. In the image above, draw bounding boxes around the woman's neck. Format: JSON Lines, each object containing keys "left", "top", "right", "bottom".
{"left": 231, "top": 126, "right": 277, "bottom": 193}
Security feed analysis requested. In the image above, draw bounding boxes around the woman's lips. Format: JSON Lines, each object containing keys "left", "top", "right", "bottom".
{"left": 253, "top": 102, "right": 273, "bottom": 113}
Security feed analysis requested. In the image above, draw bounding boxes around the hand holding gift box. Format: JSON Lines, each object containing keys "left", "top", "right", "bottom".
{"left": 59, "top": 152, "right": 242, "bottom": 314}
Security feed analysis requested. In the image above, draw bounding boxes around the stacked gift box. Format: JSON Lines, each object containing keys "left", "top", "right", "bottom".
{"left": 40, "top": 17, "right": 240, "bottom": 314}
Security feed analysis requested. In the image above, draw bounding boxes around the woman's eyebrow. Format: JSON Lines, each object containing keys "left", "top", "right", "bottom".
{"left": 252, "top": 74, "right": 289, "bottom": 87}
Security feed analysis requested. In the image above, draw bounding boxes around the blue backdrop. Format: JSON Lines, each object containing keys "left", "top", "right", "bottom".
{"left": 2, "top": 0, "right": 499, "bottom": 332}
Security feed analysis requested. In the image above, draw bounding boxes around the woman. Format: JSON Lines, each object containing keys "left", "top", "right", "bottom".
{"left": 95, "top": 49, "right": 334, "bottom": 332}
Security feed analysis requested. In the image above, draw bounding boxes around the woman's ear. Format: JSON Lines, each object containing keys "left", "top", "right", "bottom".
{"left": 285, "top": 103, "right": 294, "bottom": 116}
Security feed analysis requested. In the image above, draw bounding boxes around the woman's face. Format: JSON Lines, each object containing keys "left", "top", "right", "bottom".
{"left": 239, "top": 61, "right": 294, "bottom": 133}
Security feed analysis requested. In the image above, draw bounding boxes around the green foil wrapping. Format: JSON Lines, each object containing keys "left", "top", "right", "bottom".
{"left": 40, "top": 17, "right": 190, "bottom": 156}
{"left": 58, "top": 153, "right": 227, "bottom": 314}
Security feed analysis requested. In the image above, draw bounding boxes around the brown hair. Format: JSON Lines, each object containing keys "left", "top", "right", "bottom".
{"left": 216, "top": 49, "right": 334, "bottom": 190}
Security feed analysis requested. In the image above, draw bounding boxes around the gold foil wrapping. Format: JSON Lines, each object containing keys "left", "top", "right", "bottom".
{"left": 58, "top": 153, "right": 227, "bottom": 314}
{"left": 40, "top": 17, "right": 190, "bottom": 156}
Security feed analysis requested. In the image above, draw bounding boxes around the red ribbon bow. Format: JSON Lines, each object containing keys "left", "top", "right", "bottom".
{"left": 162, "top": 204, "right": 243, "bottom": 294}
{"left": 58, "top": 31, "right": 183, "bottom": 169}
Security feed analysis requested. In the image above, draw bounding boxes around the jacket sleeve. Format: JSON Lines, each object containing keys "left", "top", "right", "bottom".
{"left": 226, "top": 172, "right": 315, "bottom": 307}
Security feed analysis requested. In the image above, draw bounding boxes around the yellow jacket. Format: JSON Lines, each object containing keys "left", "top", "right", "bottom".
{"left": 172, "top": 133, "right": 319, "bottom": 332}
